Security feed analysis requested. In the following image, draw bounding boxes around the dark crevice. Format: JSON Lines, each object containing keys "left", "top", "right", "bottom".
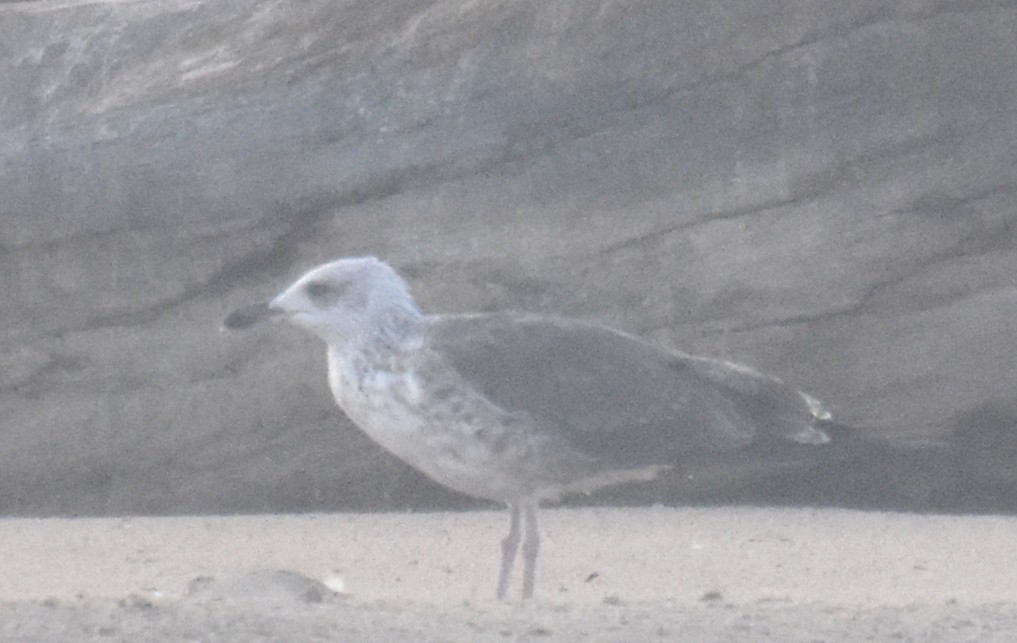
{"left": 71, "top": 151, "right": 512, "bottom": 333}
{"left": 596, "top": 125, "right": 963, "bottom": 261}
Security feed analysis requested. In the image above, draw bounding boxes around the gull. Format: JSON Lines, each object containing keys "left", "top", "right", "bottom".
{"left": 224, "top": 256, "right": 836, "bottom": 599}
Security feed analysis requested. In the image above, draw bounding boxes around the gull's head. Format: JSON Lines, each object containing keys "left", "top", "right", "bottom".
{"left": 224, "top": 256, "right": 423, "bottom": 349}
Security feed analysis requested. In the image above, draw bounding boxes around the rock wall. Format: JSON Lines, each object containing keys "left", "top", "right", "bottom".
{"left": 2, "top": 0, "right": 1016, "bottom": 515}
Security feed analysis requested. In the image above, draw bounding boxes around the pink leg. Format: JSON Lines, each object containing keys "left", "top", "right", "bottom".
{"left": 496, "top": 503, "right": 521, "bottom": 600}
{"left": 521, "top": 502, "right": 539, "bottom": 599}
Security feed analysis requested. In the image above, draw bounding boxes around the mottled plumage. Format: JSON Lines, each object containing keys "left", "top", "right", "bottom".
{"left": 224, "top": 256, "right": 835, "bottom": 599}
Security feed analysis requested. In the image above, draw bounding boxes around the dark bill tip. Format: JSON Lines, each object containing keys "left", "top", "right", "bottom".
{"left": 221, "top": 301, "right": 277, "bottom": 331}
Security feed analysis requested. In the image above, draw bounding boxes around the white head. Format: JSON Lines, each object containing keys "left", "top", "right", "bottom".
{"left": 225, "top": 256, "right": 424, "bottom": 353}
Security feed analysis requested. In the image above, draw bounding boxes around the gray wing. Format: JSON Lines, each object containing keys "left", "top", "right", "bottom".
{"left": 427, "top": 313, "right": 828, "bottom": 469}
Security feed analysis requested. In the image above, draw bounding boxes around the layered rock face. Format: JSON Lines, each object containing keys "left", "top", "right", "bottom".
{"left": 2, "top": 0, "right": 1016, "bottom": 515}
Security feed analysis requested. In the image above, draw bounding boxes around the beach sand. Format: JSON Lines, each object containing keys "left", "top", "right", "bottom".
{"left": 2, "top": 506, "right": 1016, "bottom": 641}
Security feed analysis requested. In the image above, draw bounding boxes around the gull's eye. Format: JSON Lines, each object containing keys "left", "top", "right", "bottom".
{"left": 305, "top": 281, "right": 336, "bottom": 301}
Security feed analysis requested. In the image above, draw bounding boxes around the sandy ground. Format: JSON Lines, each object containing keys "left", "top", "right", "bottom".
{"left": 2, "top": 506, "right": 1017, "bottom": 641}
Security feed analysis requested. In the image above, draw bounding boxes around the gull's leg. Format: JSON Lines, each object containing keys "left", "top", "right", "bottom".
{"left": 521, "top": 501, "right": 540, "bottom": 599}
{"left": 497, "top": 503, "right": 521, "bottom": 600}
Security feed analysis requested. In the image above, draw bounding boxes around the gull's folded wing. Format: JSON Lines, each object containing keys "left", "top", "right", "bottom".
{"left": 428, "top": 313, "right": 827, "bottom": 469}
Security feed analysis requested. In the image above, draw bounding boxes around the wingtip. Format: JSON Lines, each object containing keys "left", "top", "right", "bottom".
{"left": 800, "top": 391, "right": 833, "bottom": 422}
{"left": 790, "top": 391, "right": 834, "bottom": 444}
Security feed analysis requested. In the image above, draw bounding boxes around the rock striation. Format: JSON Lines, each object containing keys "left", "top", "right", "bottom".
{"left": 1, "top": 0, "right": 1016, "bottom": 514}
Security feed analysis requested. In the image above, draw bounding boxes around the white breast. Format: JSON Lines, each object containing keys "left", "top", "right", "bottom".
{"left": 327, "top": 349, "right": 427, "bottom": 460}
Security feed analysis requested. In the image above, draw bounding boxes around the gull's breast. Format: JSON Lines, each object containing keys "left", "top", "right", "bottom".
{"left": 325, "top": 349, "right": 568, "bottom": 502}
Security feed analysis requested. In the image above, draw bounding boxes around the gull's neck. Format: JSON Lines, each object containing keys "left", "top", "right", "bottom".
{"left": 329, "top": 304, "right": 427, "bottom": 375}
{"left": 325, "top": 309, "right": 426, "bottom": 412}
